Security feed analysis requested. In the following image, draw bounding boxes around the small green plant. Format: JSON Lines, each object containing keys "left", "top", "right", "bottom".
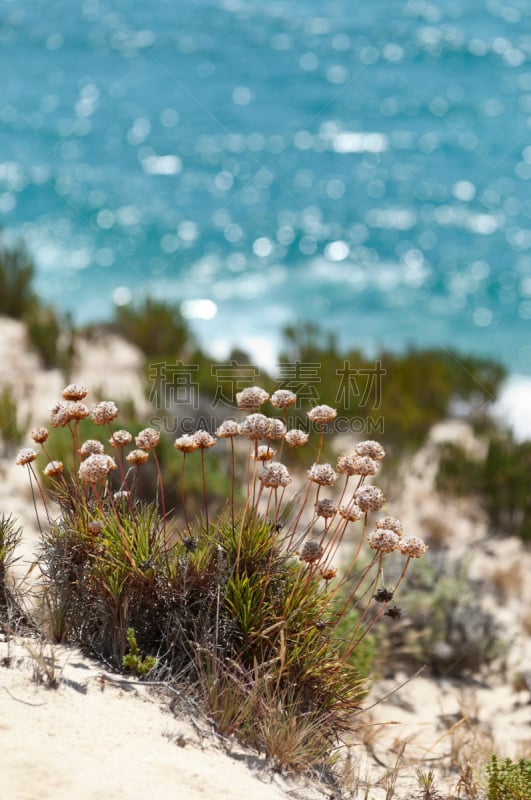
{"left": 485, "top": 754, "right": 531, "bottom": 800}
{"left": 415, "top": 768, "right": 444, "bottom": 799}
{"left": 122, "top": 628, "right": 157, "bottom": 676}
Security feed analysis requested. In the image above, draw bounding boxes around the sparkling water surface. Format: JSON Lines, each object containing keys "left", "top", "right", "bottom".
{"left": 2, "top": 0, "right": 531, "bottom": 371}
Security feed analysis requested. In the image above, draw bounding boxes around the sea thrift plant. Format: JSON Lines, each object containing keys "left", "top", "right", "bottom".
{"left": 16, "top": 382, "right": 428, "bottom": 773}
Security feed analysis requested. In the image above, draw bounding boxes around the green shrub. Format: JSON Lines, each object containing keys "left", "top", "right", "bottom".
{"left": 388, "top": 551, "right": 506, "bottom": 676}
{"left": 0, "top": 238, "right": 75, "bottom": 372}
{"left": 437, "top": 434, "right": 531, "bottom": 542}
{"left": 486, "top": 755, "right": 531, "bottom": 800}
{"left": 0, "top": 239, "right": 36, "bottom": 318}
{"left": 0, "top": 387, "right": 25, "bottom": 456}
{"left": 113, "top": 297, "right": 192, "bottom": 358}
{"left": 280, "top": 324, "right": 505, "bottom": 450}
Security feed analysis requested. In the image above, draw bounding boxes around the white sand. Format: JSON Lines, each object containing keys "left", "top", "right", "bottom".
{"left": 0, "top": 642, "right": 324, "bottom": 800}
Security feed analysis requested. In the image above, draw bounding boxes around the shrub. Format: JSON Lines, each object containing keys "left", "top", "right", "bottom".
{"left": 280, "top": 324, "right": 505, "bottom": 450}
{"left": 0, "top": 239, "right": 36, "bottom": 318}
{"left": 0, "top": 513, "right": 25, "bottom": 628}
{"left": 485, "top": 755, "right": 531, "bottom": 800}
{"left": 437, "top": 434, "right": 531, "bottom": 542}
{"left": 16, "top": 382, "right": 428, "bottom": 772}
{"left": 0, "top": 237, "right": 75, "bottom": 371}
{"left": 113, "top": 296, "right": 192, "bottom": 359}
{"left": 391, "top": 551, "right": 506, "bottom": 676}
{"left": 0, "top": 387, "right": 26, "bottom": 456}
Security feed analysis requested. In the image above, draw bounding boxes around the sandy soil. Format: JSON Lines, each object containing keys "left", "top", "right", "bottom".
{"left": 0, "top": 640, "right": 325, "bottom": 800}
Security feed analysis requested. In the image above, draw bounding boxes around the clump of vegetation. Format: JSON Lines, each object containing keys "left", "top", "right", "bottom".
{"left": 0, "top": 513, "right": 27, "bottom": 629}
{"left": 15, "top": 381, "right": 428, "bottom": 773}
{"left": 0, "top": 237, "right": 74, "bottom": 371}
{"left": 379, "top": 551, "right": 505, "bottom": 676}
{"left": 485, "top": 755, "right": 531, "bottom": 800}
{"left": 280, "top": 323, "right": 505, "bottom": 450}
{"left": 113, "top": 296, "right": 191, "bottom": 359}
{"left": 122, "top": 628, "right": 157, "bottom": 676}
{"left": 0, "top": 387, "right": 26, "bottom": 455}
{"left": 437, "top": 433, "right": 531, "bottom": 542}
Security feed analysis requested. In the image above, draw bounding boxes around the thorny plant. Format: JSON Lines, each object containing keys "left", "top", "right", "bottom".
{"left": 14, "top": 382, "right": 429, "bottom": 773}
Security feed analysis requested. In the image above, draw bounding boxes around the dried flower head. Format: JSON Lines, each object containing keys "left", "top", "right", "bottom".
{"left": 284, "top": 429, "right": 309, "bottom": 448}
{"left": 315, "top": 499, "right": 337, "bottom": 519}
{"left": 182, "top": 535, "right": 198, "bottom": 552}
{"left": 307, "top": 404, "right": 337, "bottom": 425}
{"left": 174, "top": 435, "right": 200, "bottom": 454}
{"left": 43, "top": 461, "right": 63, "bottom": 478}
{"left": 31, "top": 426, "right": 49, "bottom": 444}
{"left": 135, "top": 427, "right": 161, "bottom": 450}
{"left": 307, "top": 463, "right": 338, "bottom": 486}
{"left": 270, "top": 389, "right": 297, "bottom": 409}
{"left": 126, "top": 449, "right": 150, "bottom": 466}
{"left": 374, "top": 587, "right": 394, "bottom": 603}
{"left": 78, "top": 453, "right": 117, "bottom": 483}
{"left": 79, "top": 439, "right": 105, "bottom": 459}
{"left": 109, "top": 430, "right": 133, "bottom": 447}
{"left": 193, "top": 430, "right": 217, "bottom": 449}
{"left": 354, "top": 485, "right": 386, "bottom": 512}
{"left": 50, "top": 402, "right": 70, "bottom": 428}
{"left": 62, "top": 383, "right": 88, "bottom": 401}
{"left": 259, "top": 461, "right": 292, "bottom": 488}
{"left": 16, "top": 448, "right": 39, "bottom": 466}
{"left": 66, "top": 402, "right": 90, "bottom": 421}
{"left": 88, "top": 520, "right": 104, "bottom": 536}
{"left": 336, "top": 454, "right": 379, "bottom": 476}
{"left": 299, "top": 540, "right": 324, "bottom": 564}
{"left": 351, "top": 456, "right": 379, "bottom": 476}
{"left": 375, "top": 516, "right": 403, "bottom": 537}
{"left": 91, "top": 401, "right": 119, "bottom": 425}
{"left": 399, "top": 536, "right": 428, "bottom": 558}
{"left": 239, "top": 413, "right": 271, "bottom": 440}
{"left": 385, "top": 606, "right": 402, "bottom": 619}
{"left": 338, "top": 502, "right": 364, "bottom": 522}
{"left": 354, "top": 440, "right": 386, "bottom": 460}
{"left": 319, "top": 566, "right": 337, "bottom": 581}
{"left": 251, "top": 445, "right": 276, "bottom": 462}
{"left": 215, "top": 420, "right": 240, "bottom": 438}
{"left": 267, "top": 418, "right": 286, "bottom": 440}
{"left": 236, "top": 386, "right": 269, "bottom": 410}
{"left": 336, "top": 454, "right": 357, "bottom": 476}
{"left": 368, "top": 529, "right": 399, "bottom": 553}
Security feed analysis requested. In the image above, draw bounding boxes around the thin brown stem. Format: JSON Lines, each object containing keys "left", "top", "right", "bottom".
{"left": 200, "top": 448, "right": 209, "bottom": 533}
{"left": 230, "top": 438, "right": 235, "bottom": 532}
{"left": 180, "top": 453, "right": 190, "bottom": 532}
{"left": 152, "top": 449, "right": 166, "bottom": 535}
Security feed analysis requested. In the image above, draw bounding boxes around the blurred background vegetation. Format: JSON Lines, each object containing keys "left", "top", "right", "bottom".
{"left": 5, "top": 234, "right": 531, "bottom": 550}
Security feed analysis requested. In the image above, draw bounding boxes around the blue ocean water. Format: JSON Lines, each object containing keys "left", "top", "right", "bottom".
{"left": 2, "top": 0, "right": 531, "bottom": 372}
